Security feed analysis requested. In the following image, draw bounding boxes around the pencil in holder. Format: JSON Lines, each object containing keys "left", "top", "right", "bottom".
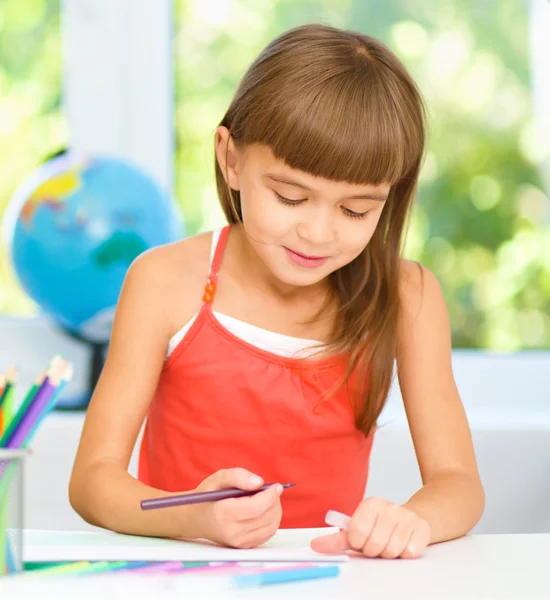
{"left": 0, "top": 449, "right": 29, "bottom": 576}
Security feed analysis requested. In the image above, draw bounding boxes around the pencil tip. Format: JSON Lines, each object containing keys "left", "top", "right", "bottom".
{"left": 6, "top": 364, "right": 18, "bottom": 382}
{"left": 63, "top": 362, "right": 74, "bottom": 382}
{"left": 48, "top": 356, "right": 67, "bottom": 385}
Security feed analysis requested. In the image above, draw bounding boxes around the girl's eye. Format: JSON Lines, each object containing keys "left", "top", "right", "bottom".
{"left": 342, "top": 207, "right": 370, "bottom": 220}
{"left": 274, "top": 191, "right": 305, "bottom": 206}
{"left": 274, "top": 190, "right": 370, "bottom": 220}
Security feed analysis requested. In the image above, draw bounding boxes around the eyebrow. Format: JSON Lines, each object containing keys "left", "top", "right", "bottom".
{"left": 264, "top": 173, "right": 388, "bottom": 201}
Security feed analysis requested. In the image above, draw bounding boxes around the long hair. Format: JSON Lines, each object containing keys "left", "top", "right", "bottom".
{"left": 214, "top": 24, "right": 426, "bottom": 436}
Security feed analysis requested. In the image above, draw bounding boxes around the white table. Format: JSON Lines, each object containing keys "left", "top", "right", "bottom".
{"left": 1, "top": 530, "right": 549, "bottom": 599}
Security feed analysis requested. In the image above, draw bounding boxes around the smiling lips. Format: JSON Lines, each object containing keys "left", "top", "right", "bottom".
{"left": 283, "top": 247, "right": 329, "bottom": 268}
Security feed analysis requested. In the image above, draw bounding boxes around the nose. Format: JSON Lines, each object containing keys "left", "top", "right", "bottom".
{"left": 296, "top": 210, "right": 336, "bottom": 246}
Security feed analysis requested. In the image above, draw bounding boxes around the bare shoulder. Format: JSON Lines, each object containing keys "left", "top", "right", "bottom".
{"left": 397, "top": 259, "right": 448, "bottom": 335}
{"left": 129, "top": 232, "right": 212, "bottom": 285}
{"left": 124, "top": 231, "right": 213, "bottom": 334}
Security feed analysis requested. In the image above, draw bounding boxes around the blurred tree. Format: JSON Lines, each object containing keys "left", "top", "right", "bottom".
{"left": 0, "top": 0, "right": 66, "bottom": 314}
{"left": 174, "top": 0, "right": 550, "bottom": 350}
{"left": 1, "top": 1, "right": 548, "bottom": 351}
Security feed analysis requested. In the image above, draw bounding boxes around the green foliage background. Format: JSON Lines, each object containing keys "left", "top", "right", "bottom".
{"left": 1, "top": 0, "right": 548, "bottom": 350}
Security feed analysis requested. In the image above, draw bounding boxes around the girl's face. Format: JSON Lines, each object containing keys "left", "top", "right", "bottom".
{"left": 216, "top": 127, "right": 390, "bottom": 289}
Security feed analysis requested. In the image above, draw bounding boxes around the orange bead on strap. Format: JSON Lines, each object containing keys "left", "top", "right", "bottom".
{"left": 202, "top": 280, "right": 216, "bottom": 303}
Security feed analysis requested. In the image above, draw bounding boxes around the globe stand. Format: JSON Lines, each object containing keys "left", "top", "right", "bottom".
{"left": 55, "top": 327, "right": 108, "bottom": 411}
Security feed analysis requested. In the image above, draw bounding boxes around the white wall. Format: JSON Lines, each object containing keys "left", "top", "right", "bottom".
{"left": 62, "top": 0, "right": 173, "bottom": 191}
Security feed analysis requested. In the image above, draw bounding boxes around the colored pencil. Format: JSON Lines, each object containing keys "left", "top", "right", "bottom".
{"left": 184, "top": 561, "right": 316, "bottom": 576}
{"left": 0, "top": 367, "right": 16, "bottom": 408}
{"left": 141, "top": 483, "right": 296, "bottom": 510}
{"left": 0, "top": 375, "right": 5, "bottom": 435}
{"left": 4, "top": 357, "right": 69, "bottom": 449}
{"left": 0, "top": 373, "right": 44, "bottom": 448}
{"left": 5, "top": 534, "right": 16, "bottom": 574}
{"left": 24, "top": 561, "right": 72, "bottom": 571}
{"left": 24, "top": 560, "right": 92, "bottom": 576}
{"left": 109, "top": 561, "right": 186, "bottom": 575}
{"left": 233, "top": 564, "right": 341, "bottom": 588}
{"left": 1, "top": 386, "right": 15, "bottom": 439}
{"left": 23, "top": 363, "right": 72, "bottom": 448}
{"left": 0, "top": 367, "right": 17, "bottom": 435}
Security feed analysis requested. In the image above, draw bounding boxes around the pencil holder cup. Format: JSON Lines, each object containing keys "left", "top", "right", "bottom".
{"left": 0, "top": 449, "right": 28, "bottom": 576}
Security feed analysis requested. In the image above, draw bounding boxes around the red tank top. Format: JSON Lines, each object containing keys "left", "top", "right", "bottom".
{"left": 138, "top": 225, "right": 374, "bottom": 528}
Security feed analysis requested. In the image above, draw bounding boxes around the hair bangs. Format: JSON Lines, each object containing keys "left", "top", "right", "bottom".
{"left": 242, "top": 71, "right": 420, "bottom": 187}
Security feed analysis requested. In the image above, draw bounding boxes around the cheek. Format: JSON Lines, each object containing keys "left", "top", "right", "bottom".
{"left": 240, "top": 186, "right": 294, "bottom": 237}
{"left": 337, "top": 220, "right": 378, "bottom": 260}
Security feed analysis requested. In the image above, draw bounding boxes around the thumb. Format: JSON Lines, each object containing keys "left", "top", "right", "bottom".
{"left": 310, "top": 530, "right": 350, "bottom": 555}
{"left": 200, "top": 468, "right": 264, "bottom": 493}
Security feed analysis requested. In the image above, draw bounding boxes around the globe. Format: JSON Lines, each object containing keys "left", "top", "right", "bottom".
{"left": 3, "top": 152, "right": 183, "bottom": 343}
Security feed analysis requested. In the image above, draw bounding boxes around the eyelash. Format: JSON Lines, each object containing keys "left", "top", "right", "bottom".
{"left": 273, "top": 192, "right": 369, "bottom": 220}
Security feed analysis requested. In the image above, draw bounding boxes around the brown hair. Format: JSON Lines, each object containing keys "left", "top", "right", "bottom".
{"left": 215, "top": 24, "right": 426, "bottom": 437}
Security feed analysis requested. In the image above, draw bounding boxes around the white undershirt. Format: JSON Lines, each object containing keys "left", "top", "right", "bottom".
{"left": 166, "top": 229, "right": 322, "bottom": 359}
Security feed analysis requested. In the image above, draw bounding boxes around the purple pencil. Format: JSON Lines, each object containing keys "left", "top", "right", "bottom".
{"left": 184, "top": 561, "right": 315, "bottom": 576}
{"left": 141, "top": 483, "right": 295, "bottom": 511}
{"left": 5, "top": 357, "right": 65, "bottom": 449}
{"left": 108, "top": 562, "right": 185, "bottom": 575}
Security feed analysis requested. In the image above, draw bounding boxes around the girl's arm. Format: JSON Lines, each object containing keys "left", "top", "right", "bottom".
{"left": 311, "top": 260, "right": 484, "bottom": 559}
{"left": 396, "top": 261, "right": 485, "bottom": 543}
{"left": 69, "top": 239, "right": 284, "bottom": 547}
{"left": 69, "top": 248, "right": 203, "bottom": 538}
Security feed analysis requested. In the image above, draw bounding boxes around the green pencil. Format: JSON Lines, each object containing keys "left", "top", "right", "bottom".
{"left": 24, "top": 560, "right": 92, "bottom": 576}
{"left": 25, "top": 561, "right": 135, "bottom": 577}
{"left": 24, "top": 561, "right": 71, "bottom": 571}
{"left": 0, "top": 373, "right": 43, "bottom": 448}
{"left": 1, "top": 386, "right": 15, "bottom": 436}
{"left": 0, "top": 367, "right": 15, "bottom": 410}
{"left": 0, "top": 366, "right": 16, "bottom": 436}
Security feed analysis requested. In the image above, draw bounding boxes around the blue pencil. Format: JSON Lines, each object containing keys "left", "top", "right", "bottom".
{"left": 5, "top": 535, "right": 17, "bottom": 574}
{"left": 22, "top": 362, "right": 72, "bottom": 448}
{"left": 233, "top": 565, "right": 340, "bottom": 588}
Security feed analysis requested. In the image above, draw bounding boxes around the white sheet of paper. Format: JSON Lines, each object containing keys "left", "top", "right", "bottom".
{"left": 23, "top": 528, "right": 348, "bottom": 563}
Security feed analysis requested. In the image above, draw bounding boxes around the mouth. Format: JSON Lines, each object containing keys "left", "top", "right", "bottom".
{"left": 283, "top": 247, "right": 329, "bottom": 269}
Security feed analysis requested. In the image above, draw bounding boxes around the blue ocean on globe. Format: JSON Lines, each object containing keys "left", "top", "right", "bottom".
{"left": 4, "top": 153, "right": 183, "bottom": 342}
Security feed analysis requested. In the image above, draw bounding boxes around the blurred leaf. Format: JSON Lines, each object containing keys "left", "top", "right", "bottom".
{"left": 173, "top": 0, "right": 549, "bottom": 350}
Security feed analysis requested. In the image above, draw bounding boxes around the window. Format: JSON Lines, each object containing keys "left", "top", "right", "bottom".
{"left": 0, "top": 0, "right": 66, "bottom": 315}
{"left": 174, "top": 0, "right": 550, "bottom": 350}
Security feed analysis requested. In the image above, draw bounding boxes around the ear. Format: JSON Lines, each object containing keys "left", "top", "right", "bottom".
{"left": 215, "top": 126, "right": 241, "bottom": 191}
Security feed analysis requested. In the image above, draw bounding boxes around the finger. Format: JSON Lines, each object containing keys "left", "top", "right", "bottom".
{"left": 229, "top": 518, "right": 281, "bottom": 549}
{"left": 206, "top": 468, "right": 264, "bottom": 492}
{"left": 346, "top": 499, "right": 380, "bottom": 550}
{"left": 221, "top": 483, "right": 282, "bottom": 521}
{"left": 226, "top": 503, "right": 282, "bottom": 549}
{"left": 361, "top": 505, "right": 399, "bottom": 558}
{"left": 380, "top": 517, "right": 415, "bottom": 559}
{"left": 401, "top": 523, "right": 430, "bottom": 559}
{"left": 237, "top": 501, "right": 282, "bottom": 532}
{"left": 310, "top": 530, "right": 349, "bottom": 554}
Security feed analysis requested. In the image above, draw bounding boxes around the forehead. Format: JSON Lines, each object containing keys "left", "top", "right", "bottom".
{"left": 241, "top": 143, "right": 391, "bottom": 195}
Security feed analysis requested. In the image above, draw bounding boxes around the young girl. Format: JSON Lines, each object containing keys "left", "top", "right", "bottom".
{"left": 70, "top": 24, "right": 484, "bottom": 560}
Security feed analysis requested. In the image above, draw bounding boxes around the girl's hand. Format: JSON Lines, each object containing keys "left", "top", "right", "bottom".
{"left": 311, "top": 498, "right": 430, "bottom": 559}
{"left": 191, "top": 468, "right": 283, "bottom": 549}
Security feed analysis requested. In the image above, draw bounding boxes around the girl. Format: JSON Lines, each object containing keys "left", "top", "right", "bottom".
{"left": 70, "top": 24, "right": 484, "bottom": 559}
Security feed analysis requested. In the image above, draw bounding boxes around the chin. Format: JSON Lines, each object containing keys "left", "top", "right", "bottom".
{"left": 271, "top": 263, "right": 332, "bottom": 288}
